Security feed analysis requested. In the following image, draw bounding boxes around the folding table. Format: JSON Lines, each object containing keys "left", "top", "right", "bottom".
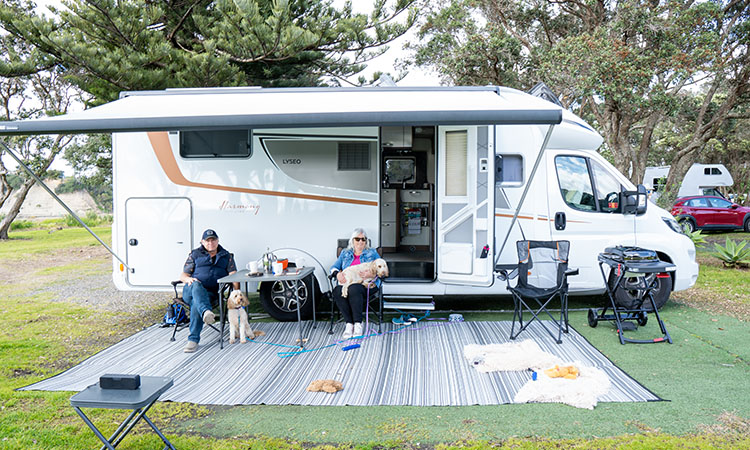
{"left": 70, "top": 376, "right": 175, "bottom": 450}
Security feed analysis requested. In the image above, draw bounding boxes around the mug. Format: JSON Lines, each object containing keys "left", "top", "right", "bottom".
{"left": 246, "top": 260, "right": 260, "bottom": 273}
{"left": 295, "top": 257, "right": 306, "bottom": 268}
{"left": 272, "top": 261, "right": 284, "bottom": 275}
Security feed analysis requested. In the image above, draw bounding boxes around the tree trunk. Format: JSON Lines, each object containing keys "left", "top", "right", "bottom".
{"left": 0, "top": 178, "right": 34, "bottom": 239}
{"left": 0, "top": 159, "right": 12, "bottom": 209}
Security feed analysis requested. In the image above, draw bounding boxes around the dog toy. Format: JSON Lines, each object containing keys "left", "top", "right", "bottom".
{"left": 342, "top": 344, "right": 360, "bottom": 351}
{"left": 544, "top": 365, "right": 579, "bottom": 379}
{"left": 306, "top": 379, "right": 343, "bottom": 393}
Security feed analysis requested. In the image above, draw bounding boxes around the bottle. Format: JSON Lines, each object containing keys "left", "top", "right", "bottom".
{"left": 263, "top": 248, "right": 271, "bottom": 273}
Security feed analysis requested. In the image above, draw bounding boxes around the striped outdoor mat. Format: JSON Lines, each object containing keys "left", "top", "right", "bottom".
{"left": 20, "top": 320, "right": 661, "bottom": 406}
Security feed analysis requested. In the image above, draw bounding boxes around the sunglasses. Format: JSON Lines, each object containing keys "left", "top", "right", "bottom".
{"left": 353, "top": 237, "right": 367, "bottom": 242}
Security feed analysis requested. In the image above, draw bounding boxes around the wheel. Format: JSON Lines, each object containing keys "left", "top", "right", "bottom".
{"left": 587, "top": 308, "right": 598, "bottom": 328}
{"left": 259, "top": 277, "right": 318, "bottom": 321}
{"left": 611, "top": 272, "right": 672, "bottom": 312}
{"left": 679, "top": 218, "right": 696, "bottom": 233}
{"left": 637, "top": 311, "right": 648, "bottom": 327}
{"left": 744, "top": 217, "right": 750, "bottom": 233}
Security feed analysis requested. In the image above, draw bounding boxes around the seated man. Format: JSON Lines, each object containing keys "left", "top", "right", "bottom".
{"left": 179, "top": 229, "right": 239, "bottom": 353}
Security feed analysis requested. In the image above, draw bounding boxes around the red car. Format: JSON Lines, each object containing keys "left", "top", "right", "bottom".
{"left": 672, "top": 195, "right": 750, "bottom": 233}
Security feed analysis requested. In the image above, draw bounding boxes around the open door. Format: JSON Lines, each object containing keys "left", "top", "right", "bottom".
{"left": 436, "top": 126, "right": 495, "bottom": 286}
{"left": 126, "top": 197, "right": 192, "bottom": 287}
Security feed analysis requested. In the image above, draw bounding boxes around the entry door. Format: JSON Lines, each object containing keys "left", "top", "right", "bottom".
{"left": 126, "top": 198, "right": 192, "bottom": 287}
{"left": 436, "top": 126, "right": 495, "bottom": 286}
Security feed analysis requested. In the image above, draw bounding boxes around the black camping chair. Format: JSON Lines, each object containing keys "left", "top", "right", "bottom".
{"left": 498, "top": 240, "right": 578, "bottom": 344}
{"left": 167, "top": 280, "right": 223, "bottom": 342}
{"left": 326, "top": 238, "right": 385, "bottom": 335}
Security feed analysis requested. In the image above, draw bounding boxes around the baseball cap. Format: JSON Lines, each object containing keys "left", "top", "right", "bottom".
{"left": 202, "top": 229, "right": 218, "bottom": 240}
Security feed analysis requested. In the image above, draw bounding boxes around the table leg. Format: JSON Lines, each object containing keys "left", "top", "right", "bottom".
{"left": 219, "top": 283, "right": 227, "bottom": 350}
{"left": 311, "top": 272, "right": 317, "bottom": 330}
{"left": 295, "top": 279, "right": 304, "bottom": 348}
{"left": 142, "top": 415, "right": 177, "bottom": 450}
{"left": 73, "top": 406, "right": 118, "bottom": 450}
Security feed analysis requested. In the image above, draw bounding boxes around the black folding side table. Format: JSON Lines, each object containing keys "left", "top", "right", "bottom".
{"left": 593, "top": 252, "right": 675, "bottom": 345}
{"left": 70, "top": 376, "right": 175, "bottom": 450}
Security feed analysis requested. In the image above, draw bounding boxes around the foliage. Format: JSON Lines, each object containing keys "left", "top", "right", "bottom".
{"left": 712, "top": 237, "right": 750, "bottom": 268}
{"left": 406, "top": 0, "right": 750, "bottom": 186}
{"left": 0, "top": 0, "right": 418, "bottom": 101}
{"left": 62, "top": 211, "right": 111, "bottom": 228}
{"left": 8, "top": 218, "right": 33, "bottom": 230}
{"left": 683, "top": 228, "right": 707, "bottom": 248}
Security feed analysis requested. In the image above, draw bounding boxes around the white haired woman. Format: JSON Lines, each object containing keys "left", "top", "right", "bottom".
{"left": 329, "top": 227, "right": 381, "bottom": 339}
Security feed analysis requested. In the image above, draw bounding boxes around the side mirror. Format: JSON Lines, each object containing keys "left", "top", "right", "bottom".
{"left": 731, "top": 203, "right": 739, "bottom": 209}
{"left": 622, "top": 185, "right": 648, "bottom": 215}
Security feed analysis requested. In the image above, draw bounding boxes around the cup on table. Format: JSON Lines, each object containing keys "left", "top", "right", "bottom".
{"left": 246, "top": 260, "right": 260, "bottom": 274}
{"left": 272, "top": 261, "right": 284, "bottom": 275}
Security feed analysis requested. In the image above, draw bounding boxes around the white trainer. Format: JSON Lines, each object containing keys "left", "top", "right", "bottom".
{"left": 203, "top": 310, "right": 215, "bottom": 325}
{"left": 353, "top": 322, "right": 363, "bottom": 337}
{"left": 342, "top": 323, "right": 354, "bottom": 339}
{"left": 183, "top": 341, "right": 198, "bottom": 353}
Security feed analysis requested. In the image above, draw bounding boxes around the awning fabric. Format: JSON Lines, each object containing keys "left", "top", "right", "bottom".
{"left": 0, "top": 86, "right": 562, "bottom": 135}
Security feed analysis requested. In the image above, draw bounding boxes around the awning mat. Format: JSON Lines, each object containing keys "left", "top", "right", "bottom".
{"left": 20, "top": 320, "right": 662, "bottom": 406}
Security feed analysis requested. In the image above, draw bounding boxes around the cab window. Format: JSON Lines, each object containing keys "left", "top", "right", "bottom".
{"left": 555, "top": 156, "right": 623, "bottom": 213}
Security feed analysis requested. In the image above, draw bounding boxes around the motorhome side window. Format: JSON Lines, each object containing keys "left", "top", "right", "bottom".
{"left": 555, "top": 156, "right": 623, "bottom": 213}
{"left": 180, "top": 130, "right": 251, "bottom": 158}
{"left": 261, "top": 137, "right": 377, "bottom": 193}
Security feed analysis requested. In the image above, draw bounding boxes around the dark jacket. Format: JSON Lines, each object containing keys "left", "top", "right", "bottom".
{"left": 183, "top": 245, "right": 236, "bottom": 292}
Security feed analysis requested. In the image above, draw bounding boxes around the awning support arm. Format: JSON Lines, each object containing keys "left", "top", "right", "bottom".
{"left": 1, "top": 139, "right": 133, "bottom": 273}
{"left": 495, "top": 125, "right": 555, "bottom": 266}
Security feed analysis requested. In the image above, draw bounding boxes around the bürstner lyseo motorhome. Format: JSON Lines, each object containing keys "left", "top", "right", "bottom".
{"left": 0, "top": 86, "right": 698, "bottom": 319}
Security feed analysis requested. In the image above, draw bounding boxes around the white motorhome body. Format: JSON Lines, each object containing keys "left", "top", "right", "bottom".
{"left": 0, "top": 86, "right": 698, "bottom": 319}
{"left": 644, "top": 164, "right": 733, "bottom": 198}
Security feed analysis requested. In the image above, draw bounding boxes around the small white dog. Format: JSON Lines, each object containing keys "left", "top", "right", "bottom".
{"left": 340, "top": 258, "right": 389, "bottom": 298}
{"left": 227, "top": 290, "right": 263, "bottom": 344}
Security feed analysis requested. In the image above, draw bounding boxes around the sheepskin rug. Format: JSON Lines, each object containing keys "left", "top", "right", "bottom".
{"left": 514, "top": 363, "right": 611, "bottom": 409}
{"left": 464, "top": 340, "right": 562, "bottom": 372}
{"left": 464, "top": 340, "right": 611, "bottom": 409}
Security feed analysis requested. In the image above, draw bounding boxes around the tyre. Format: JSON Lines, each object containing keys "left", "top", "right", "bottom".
{"left": 259, "top": 277, "right": 318, "bottom": 321}
{"left": 679, "top": 218, "right": 696, "bottom": 233}
{"left": 637, "top": 311, "right": 648, "bottom": 327}
{"left": 611, "top": 272, "right": 672, "bottom": 312}
{"left": 587, "top": 308, "right": 598, "bottom": 328}
{"left": 744, "top": 217, "right": 750, "bottom": 233}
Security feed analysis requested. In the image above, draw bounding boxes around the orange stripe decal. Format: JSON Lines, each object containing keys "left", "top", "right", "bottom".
{"left": 494, "top": 212, "right": 589, "bottom": 224}
{"left": 148, "top": 132, "right": 377, "bottom": 206}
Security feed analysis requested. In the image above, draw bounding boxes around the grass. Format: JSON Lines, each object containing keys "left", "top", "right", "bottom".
{"left": 0, "top": 228, "right": 748, "bottom": 449}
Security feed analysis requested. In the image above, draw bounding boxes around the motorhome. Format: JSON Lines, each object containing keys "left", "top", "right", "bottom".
{"left": 644, "top": 164, "right": 733, "bottom": 199}
{"left": 0, "top": 86, "right": 699, "bottom": 319}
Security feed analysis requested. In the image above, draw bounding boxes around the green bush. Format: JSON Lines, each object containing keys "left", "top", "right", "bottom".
{"left": 712, "top": 237, "right": 750, "bottom": 268}
{"left": 62, "top": 211, "right": 111, "bottom": 228}
{"left": 9, "top": 219, "right": 34, "bottom": 230}
{"left": 682, "top": 228, "right": 707, "bottom": 248}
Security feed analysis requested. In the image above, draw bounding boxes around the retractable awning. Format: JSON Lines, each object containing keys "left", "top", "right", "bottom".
{"left": 0, "top": 86, "right": 563, "bottom": 135}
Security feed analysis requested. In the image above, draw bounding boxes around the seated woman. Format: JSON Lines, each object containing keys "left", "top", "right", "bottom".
{"left": 330, "top": 227, "right": 381, "bottom": 339}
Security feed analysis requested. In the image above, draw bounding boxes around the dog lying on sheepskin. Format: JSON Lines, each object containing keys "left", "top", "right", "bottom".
{"left": 464, "top": 340, "right": 562, "bottom": 372}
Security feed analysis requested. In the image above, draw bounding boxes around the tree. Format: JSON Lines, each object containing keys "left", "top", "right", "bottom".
{"left": 62, "top": 133, "right": 113, "bottom": 210}
{"left": 0, "top": 38, "right": 82, "bottom": 238}
{"left": 406, "top": 0, "right": 750, "bottom": 189}
{"left": 0, "top": 0, "right": 418, "bottom": 102}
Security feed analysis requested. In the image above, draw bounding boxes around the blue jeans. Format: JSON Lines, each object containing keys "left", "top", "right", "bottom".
{"left": 182, "top": 281, "right": 218, "bottom": 343}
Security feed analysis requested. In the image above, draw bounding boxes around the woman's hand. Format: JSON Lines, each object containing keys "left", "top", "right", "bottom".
{"left": 336, "top": 271, "right": 346, "bottom": 284}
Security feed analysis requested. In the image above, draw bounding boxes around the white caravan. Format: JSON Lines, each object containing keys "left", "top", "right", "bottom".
{"left": 0, "top": 86, "right": 698, "bottom": 319}
{"left": 644, "top": 164, "right": 733, "bottom": 199}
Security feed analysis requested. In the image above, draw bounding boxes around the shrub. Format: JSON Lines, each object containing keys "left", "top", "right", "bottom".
{"left": 63, "top": 211, "right": 111, "bottom": 228}
{"left": 10, "top": 219, "right": 35, "bottom": 230}
{"left": 712, "top": 237, "right": 750, "bottom": 268}
{"left": 683, "top": 228, "right": 707, "bottom": 248}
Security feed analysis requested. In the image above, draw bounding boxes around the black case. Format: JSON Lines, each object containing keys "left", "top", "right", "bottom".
{"left": 100, "top": 374, "right": 141, "bottom": 390}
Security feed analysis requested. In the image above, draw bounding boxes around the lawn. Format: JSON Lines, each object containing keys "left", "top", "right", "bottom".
{"left": 0, "top": 228, "right": 748, "bottom": 449}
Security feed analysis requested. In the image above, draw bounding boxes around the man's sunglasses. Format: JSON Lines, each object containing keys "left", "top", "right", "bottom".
{"left": 353, "top": 237, "right": 367, "bottom": 242}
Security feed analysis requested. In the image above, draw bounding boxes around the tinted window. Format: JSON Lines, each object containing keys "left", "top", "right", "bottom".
{"left": 180, "top": 130, "right": 250, "bottom": 158}
{"left": 708, "top": 197, "right": 732, "bottom": 208}
{"left": 688, "top": 198, "right": 710, "bottom": 207}
{"left": 555, "top": 156, "right": 596, "bottom": 211}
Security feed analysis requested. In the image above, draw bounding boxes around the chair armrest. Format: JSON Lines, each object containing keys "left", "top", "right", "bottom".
{"left": 496, "top": 267, "right": 518, "bottom": 282}
{"left": 565, "top": 268, "right": 579, "bottom": 277}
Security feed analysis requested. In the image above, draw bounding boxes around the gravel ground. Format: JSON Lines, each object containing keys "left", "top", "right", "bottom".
{"left": 3, "top": 245, "right": 170, "bottom": 318}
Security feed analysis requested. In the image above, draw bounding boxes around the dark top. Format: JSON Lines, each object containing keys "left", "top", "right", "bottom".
{"left": 183, "top": 244, "right": 236, "bottom": 292}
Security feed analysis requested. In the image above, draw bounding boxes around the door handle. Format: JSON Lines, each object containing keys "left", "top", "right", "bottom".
{"left": 554, "top": 212, "right": 566, "bottom": 230}
{"left": 129, "top": 239, "right": 138, "bottom": 246}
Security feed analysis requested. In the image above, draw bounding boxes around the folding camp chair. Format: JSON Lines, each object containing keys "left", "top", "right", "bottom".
{"left": 498, "top": 240, "right": 578, "bottom": 344}
{"left": 167, "top": 281, "right": 223, "bottom": 342}
{"left": 326, "top": 239, "right": 385, "bottom": 335}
